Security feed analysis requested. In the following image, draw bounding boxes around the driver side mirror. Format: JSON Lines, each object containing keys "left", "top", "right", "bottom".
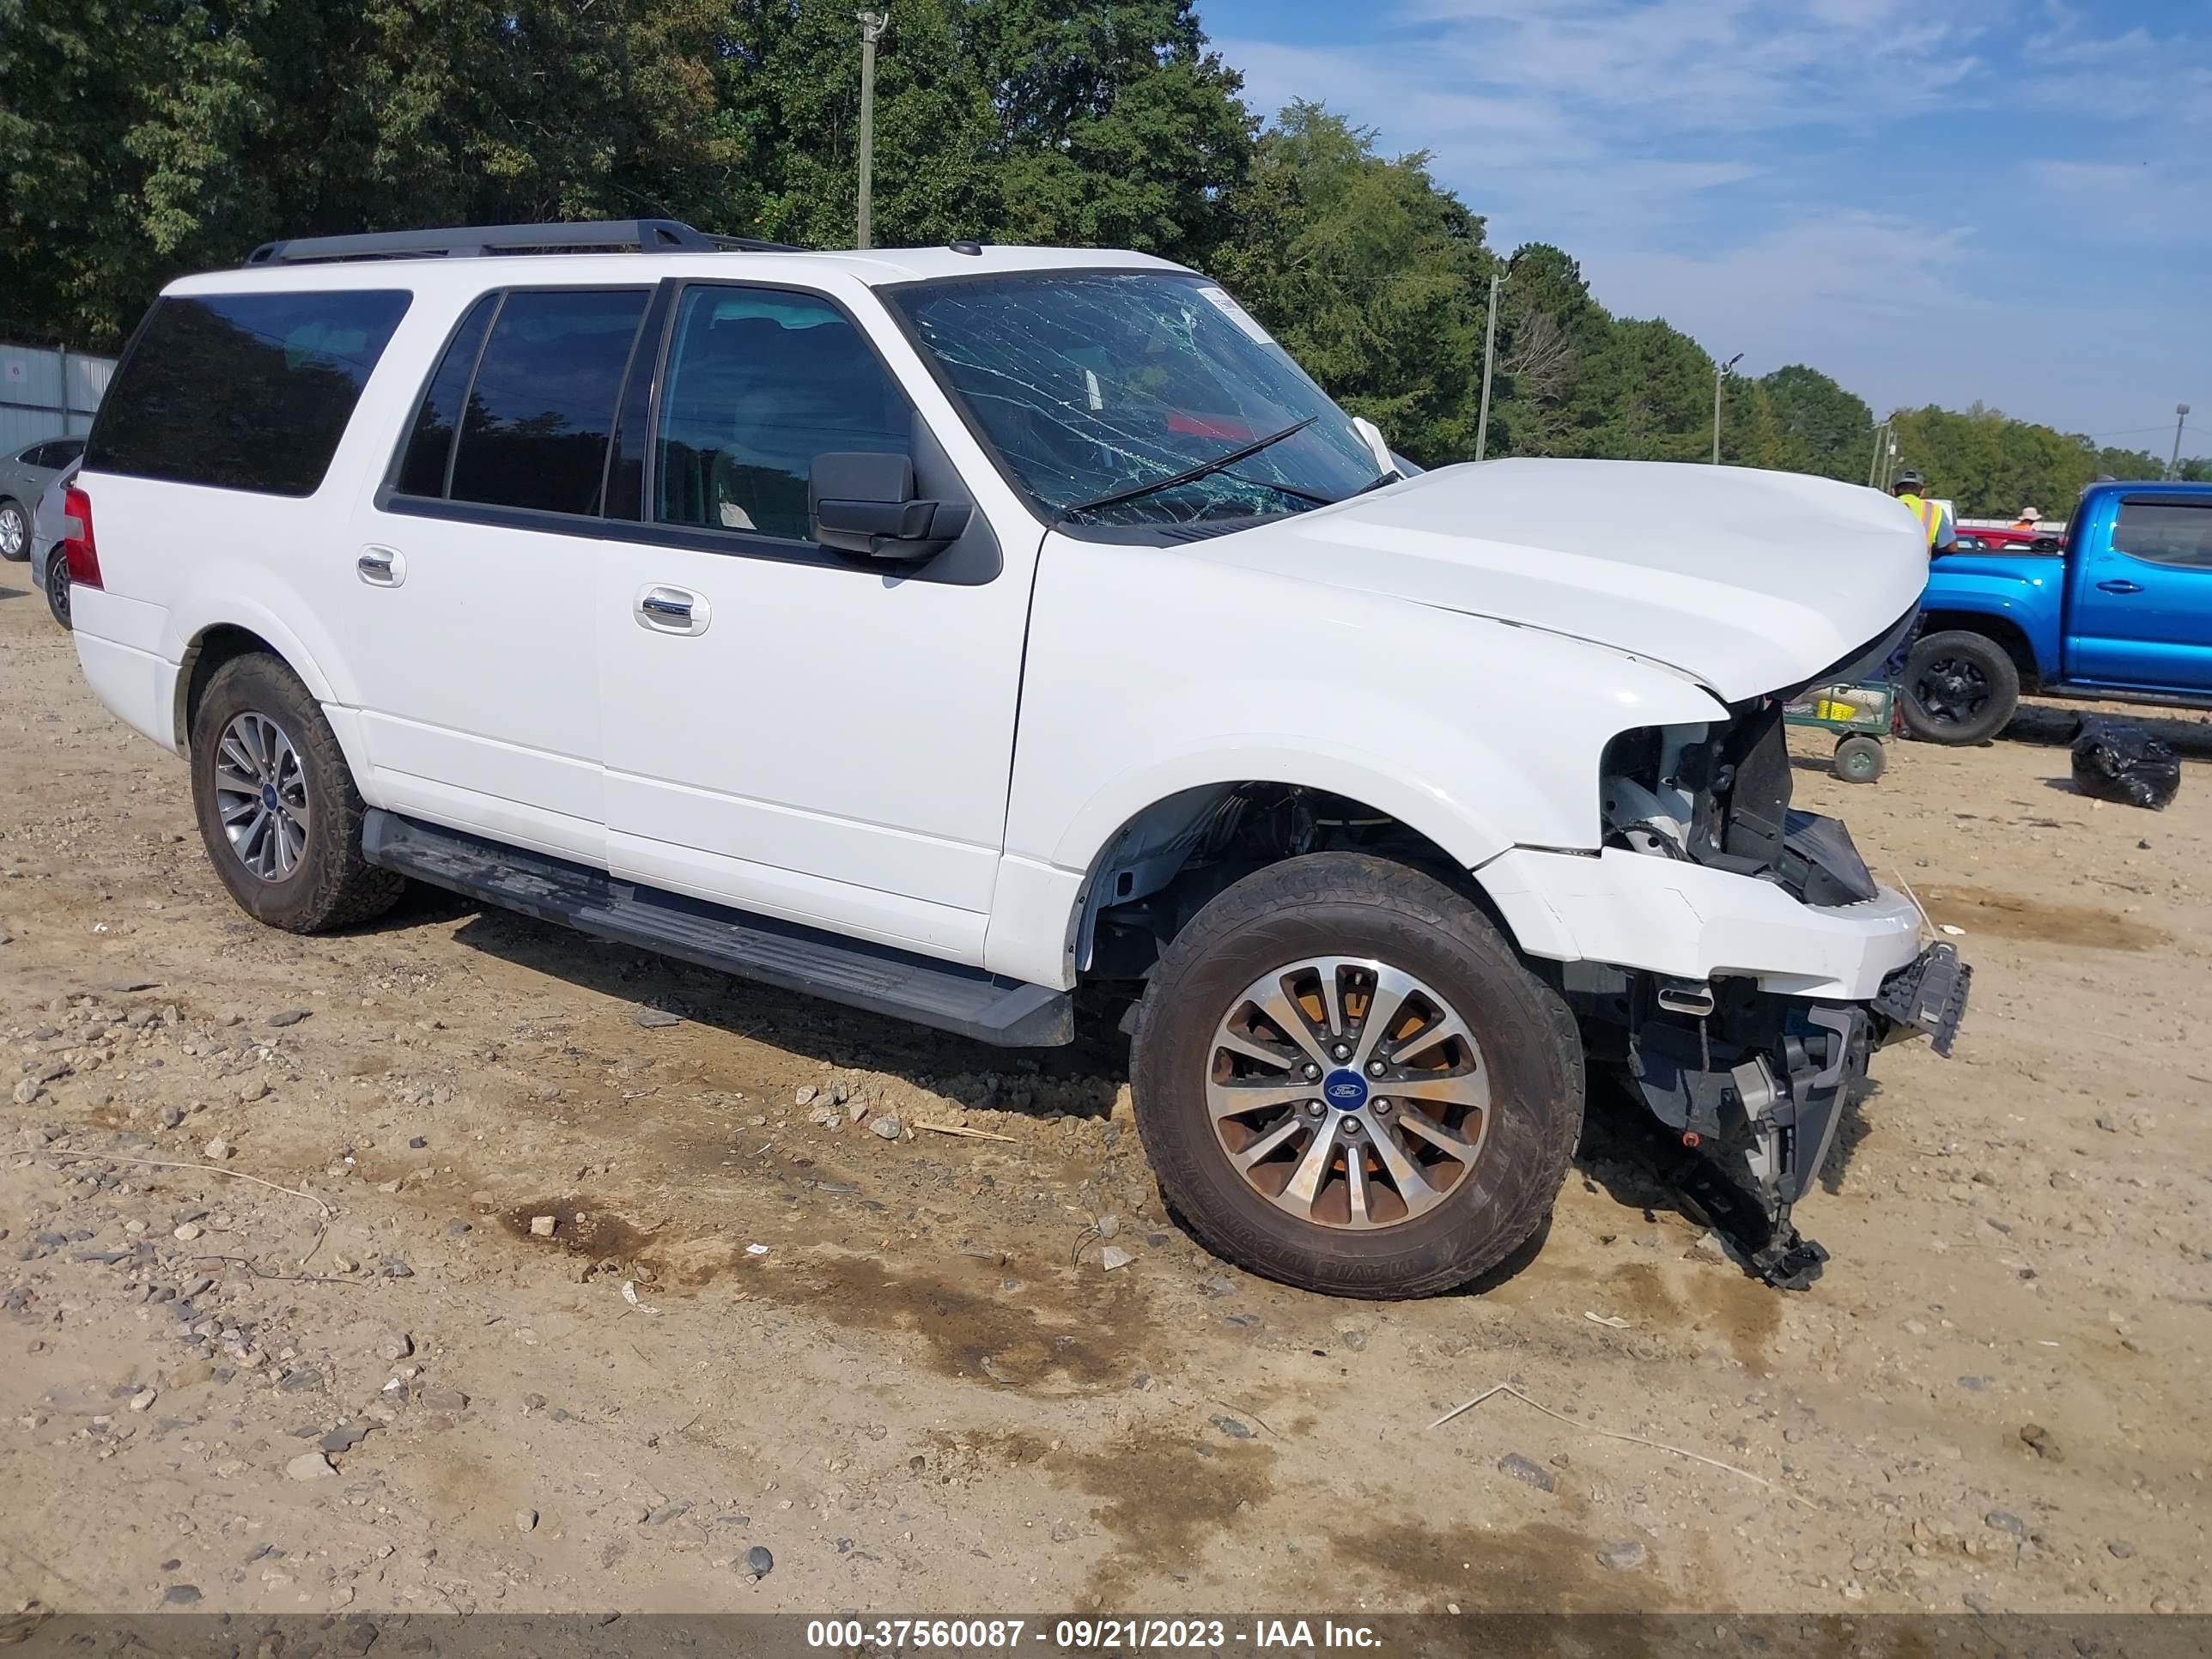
{"left": 809, "top": 452, "right": 970, "bottom": 562}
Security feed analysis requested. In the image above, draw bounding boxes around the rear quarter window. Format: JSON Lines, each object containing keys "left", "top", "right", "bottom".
{"left": 85, "top": 289, "right": 412, "bottom": 496}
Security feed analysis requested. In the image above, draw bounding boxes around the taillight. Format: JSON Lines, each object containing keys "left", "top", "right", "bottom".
{"left": 61, "top": 485, "right": 101, "bottom": 590}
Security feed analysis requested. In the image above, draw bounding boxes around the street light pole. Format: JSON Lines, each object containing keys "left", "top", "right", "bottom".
{"left": 1474, "top": 270, "right": 1501, "bottom": 462}
{"left": 1711, "top": 351, "right": 1743, "bottom": 465}
{"left": 855, "top": 10, "right": 890, "bottom": 250}
{"left": 2172, "top": 404, "right": 2192, "bottom": 480}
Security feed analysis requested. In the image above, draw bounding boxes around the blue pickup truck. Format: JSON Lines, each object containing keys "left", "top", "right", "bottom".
{"left": 1905, "top": 479, "right": 2212, "bottom": 743}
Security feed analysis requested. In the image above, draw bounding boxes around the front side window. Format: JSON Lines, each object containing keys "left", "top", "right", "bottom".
{"left": 84, "top": 289, "right": 412, "bottom": 495}
{"left": 446, "top": 288, "right": 649, "bottom": 516}
{"left": 889, "top": 271, "right": 1381, "bottom": 529}
{"left": 653, "top": 286, "right": 912, "bottom": 542}
{"left": 2112, "top": 500, "right": 2212, "bottom": 570}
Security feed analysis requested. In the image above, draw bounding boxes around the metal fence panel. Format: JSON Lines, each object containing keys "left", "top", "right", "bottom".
{"left": 0, "top": 340, "right": 117, "bottom": 450}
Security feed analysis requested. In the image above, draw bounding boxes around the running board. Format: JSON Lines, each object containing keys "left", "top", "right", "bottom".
{"left": 361, "top": 811, "right": 1073, "bottom": 1048}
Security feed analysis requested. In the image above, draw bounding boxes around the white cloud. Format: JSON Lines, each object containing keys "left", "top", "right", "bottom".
{"left": 1212, "top": 0, "right": 2212, "bottom": 434}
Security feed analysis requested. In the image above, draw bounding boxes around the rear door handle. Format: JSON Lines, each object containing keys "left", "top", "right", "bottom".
{"left": 356, "top": 545, "right": 406, "bottom": 586}
{"left": 2095, "top": 579, "right": 2143, "bottom": 594}
{"left": 635, "top": 585, "right": 709, "bottom": 635}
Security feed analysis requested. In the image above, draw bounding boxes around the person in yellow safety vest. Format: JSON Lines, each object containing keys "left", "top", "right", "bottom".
{"left": 1889, "top": 469, "right": 1957, "bottom": 556}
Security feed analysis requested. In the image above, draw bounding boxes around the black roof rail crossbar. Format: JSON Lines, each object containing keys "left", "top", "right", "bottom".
{"left": 246, "top": 218, "right": 752, "bottom": 266}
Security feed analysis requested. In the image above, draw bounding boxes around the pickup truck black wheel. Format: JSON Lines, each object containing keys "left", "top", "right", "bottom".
{"left": 1902, "top": 629, "right": 2019, "bottom": 744}
{"left": 1129, "top": 852, "right": 1583, "bottom": 1298}
{"left": 189, "top": 654, "right": 404, "bottom": 933}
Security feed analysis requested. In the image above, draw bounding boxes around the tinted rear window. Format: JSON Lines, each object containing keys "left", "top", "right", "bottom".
{"left": 394, "top": 293, "right": 499, "bottom": 498}
{"left": 446, "top": 289, "right": 648, "bottom": 516}
{"left": 86, "top": 290, "right": 411, "bottom": 495}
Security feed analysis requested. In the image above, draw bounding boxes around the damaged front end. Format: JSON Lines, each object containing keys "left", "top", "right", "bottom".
{"left": 1583, "top": 635, "right": 1970, "bottom": 1289}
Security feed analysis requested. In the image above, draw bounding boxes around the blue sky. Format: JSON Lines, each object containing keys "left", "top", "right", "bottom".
{"left": 1198, "top": 0, "right": 2209, "bottom": 453}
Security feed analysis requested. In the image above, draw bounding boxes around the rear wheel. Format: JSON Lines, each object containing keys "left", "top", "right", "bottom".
{"left": 1129, "top": 853, "right": 1583, "bottom": 1298}
{"left": 43, "top": 551, "right": 72, "bottom": 629}
{"left": 189, "top": 654, "right": 404, "bottom": 933}
{"left": 1902, "top": 629, "right": 2019, "bottom": 744}
{"left": 0, "top": 499, "right": 27, "bottom": 561}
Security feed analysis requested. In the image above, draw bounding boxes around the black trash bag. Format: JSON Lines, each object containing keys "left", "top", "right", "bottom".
{"left": 2070, "top": 720, "right": 2181, "bottom": 810}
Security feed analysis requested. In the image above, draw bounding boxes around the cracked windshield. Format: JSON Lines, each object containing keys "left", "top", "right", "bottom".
{"left": 891, "top": 271, "right": 1384, "bottom": 527}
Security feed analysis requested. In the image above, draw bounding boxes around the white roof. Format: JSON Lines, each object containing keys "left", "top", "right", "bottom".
{"left": 166, "top": 242, "right": 1187, "bottom": 297}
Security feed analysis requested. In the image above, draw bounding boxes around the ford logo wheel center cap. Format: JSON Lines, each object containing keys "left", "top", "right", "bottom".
{"left": 1322, "top": 1069, "right": 1370, "bottom": 1111}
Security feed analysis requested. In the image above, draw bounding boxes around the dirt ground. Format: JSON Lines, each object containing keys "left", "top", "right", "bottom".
{"left": 3, "top": 562, "right": 2209, "bottom": 1623}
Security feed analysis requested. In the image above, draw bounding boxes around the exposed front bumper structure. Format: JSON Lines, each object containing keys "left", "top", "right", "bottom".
{"left": 1483, "top": 832, "right": 1970, "bottom": 1291}
{"left": 1477, "top": 844, "right": 1925, "bottom": 999}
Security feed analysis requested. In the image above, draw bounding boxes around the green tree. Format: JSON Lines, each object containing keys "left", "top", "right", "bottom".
{"left": 1887, "top": 403, "right": 2104, "bottom": 517}
{"left": 716, "top": 0, "right": 1249, "bottom": 258}
{"left": 0, "top": 0, "right": 271, "bottom": 348}
{"left": 1595, "top": 317, "right": 1716, "bottom": 464}
{"left": 1212, "top": 101, "right": 1494, "bottom": 466}
{"left": 0, "top": 0, "right": 744, "bottom": 349}
{"left": 1487, "top": 242, "right": 1613, "bottom": 458}
{"left": 1758, "top": 365, "right": 1875, "bottom": 481}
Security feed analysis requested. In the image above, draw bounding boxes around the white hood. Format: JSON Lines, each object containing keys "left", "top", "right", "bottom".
{"left": 1190, "top": 458, "right": 1928, "bottom": 701}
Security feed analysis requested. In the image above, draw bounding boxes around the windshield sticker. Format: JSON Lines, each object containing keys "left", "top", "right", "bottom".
{"left": 1198, "top": 286, "right": 1274, "bottom": 345}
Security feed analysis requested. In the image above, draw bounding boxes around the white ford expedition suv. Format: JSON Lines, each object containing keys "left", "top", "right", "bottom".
{"left": 60, "top": 218, "right": 1966, "bottom": 1298}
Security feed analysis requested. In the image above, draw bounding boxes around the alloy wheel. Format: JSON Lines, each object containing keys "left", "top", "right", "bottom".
{"left": 212, "top": 712, "right": 310, "bottom": 881}
{"left": 1206, "top": 957, "right": 1490, "bottom": 1231}
{"left": 0, "top": 503, "right": 24, "bottom": 559}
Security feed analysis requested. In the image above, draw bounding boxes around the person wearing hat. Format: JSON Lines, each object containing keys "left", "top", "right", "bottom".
{"left": 1890, "top": 470, "right": 1957, "bottom": 555}
{"left": 2012, "top": 507, "right": 2042, "bottom": 532}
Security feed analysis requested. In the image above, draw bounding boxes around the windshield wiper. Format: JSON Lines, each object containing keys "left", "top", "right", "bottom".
{"left": 1061, "top": 415, "right": 1319, "bottom": 518}
{"left": 1217, "top": 469, "right": 1335, "bottom": 507}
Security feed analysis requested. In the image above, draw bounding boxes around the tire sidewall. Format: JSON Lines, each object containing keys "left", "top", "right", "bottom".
{"left": 0, "top": 500, "right": 27, "bottom": 561}
{"left": 1903, "top": 631, "right": 2018, "bottom": 744}
{"left": 191, "top": 659, "right": 341, "bottom": 928}
{"left": 1133, "top": 859, "right": 1582, "bottom": 1297}
{"left": 45, "top": 554, "right": 71, "bottom": 629}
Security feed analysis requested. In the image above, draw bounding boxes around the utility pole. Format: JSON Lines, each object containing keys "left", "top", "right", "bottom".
{"left": 1474, "top": 271, "right": 1501, "bottom": 462}
{"left": 1867, "top": 421, "right": 1888, "bottom": 488}
{"left": 1711, "top": 352, "right": 1742, "bottom": 465}
{"left": 855, "top": 10, "right": 890, "bottom": 249}
{"left": 2172, "top": 404, "right": 2192, "bottom": 480}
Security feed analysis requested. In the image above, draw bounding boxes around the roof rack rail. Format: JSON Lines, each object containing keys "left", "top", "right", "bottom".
{"left": 246, "top": 218, "right": 801, "bottom": 266}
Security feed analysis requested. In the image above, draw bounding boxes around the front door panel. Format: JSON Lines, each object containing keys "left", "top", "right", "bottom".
{"left": 598, "top": 283, "right": 1031, "bottom": 963}
{"left": 2069, "top": 495, "right": 2212, "bottom": 691}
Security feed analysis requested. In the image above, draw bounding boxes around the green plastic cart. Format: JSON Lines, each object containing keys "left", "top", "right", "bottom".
{"left": 1783, "top": 679, "right": 1899, "bottom": 783}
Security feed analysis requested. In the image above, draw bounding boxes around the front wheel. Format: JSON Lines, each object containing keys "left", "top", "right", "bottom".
{"left": 1128, "top": 853, "right": 1584, "bottom": 1298}
{"left": 0, "top": 499, "right": 27, "bottom": 562}
{"left": 1901, "top": 629, "right": 2019, "bottom": 744}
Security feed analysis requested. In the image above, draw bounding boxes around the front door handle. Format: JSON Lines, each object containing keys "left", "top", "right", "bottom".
{"left": 356, "top": 545, "right": 405, "bottom": 586}
{"left": 635, "top": 585, "right": 709, "bottom": 635}
{"left": 2096, "top": 579, "right": 2144, "bottom": 594}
